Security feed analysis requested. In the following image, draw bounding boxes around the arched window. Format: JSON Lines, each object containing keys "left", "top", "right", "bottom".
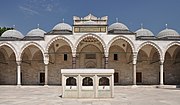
{"left": 66, "top": 77, "right": 76, "bottom": 86}
{"left": 82, "top": 77, "right": 93, "bottom": 86}
{"left": 99, "top": 77, "right": 109, "bottom": 86}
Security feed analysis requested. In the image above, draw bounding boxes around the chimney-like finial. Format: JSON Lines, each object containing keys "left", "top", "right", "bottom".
{"left": 116, "top": 18, "right": 119, "bottom": 23}
{"left": 165, "top": 24, "right": 168, "bottom": 29}
{"left": 37, "top": 24, "right": 40, "bottom": 29}
{"left": 141, "top": 23, "right": 143, "bottom": 29}
{"left": 13, "top": 25, "right": 15, "bottom": 29}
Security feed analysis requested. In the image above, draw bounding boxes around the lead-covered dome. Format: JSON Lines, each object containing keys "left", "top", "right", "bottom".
{"left": 53, "top": 23, "right": 72, "bottom": 31}
{"left": 108, "top": 22, "right": 129, "bottom": 31}
{"left": 136, "top": 28, "right": 154, "bottom": 37}
{"left": 1, "top": 30, "right": 24, "bottom": 39}
{"left": 26, "top": 28, "right": 46, "bottom": 37}
{"left": 157, "top": 28, "right": 179, "bottom": 38}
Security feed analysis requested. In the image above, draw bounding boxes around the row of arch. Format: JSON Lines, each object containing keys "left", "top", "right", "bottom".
{"left": 0, "top": 35, "right": 180, "bottom": 62}
{"left": 1, "top": 34, "right": 180, "bottom": 85}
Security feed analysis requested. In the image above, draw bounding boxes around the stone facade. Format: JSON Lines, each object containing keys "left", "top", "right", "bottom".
{"left": 0, "top": 14, "right": 180, "bottom": 86}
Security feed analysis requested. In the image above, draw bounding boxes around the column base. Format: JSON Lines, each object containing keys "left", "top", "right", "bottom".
{"left": 44, "top": 85, "right": 48, "bottom": 87}
{"left": 132, "top": 85, "right": 137, "bottom": 88}
{"left": 17, "top": 84, "right": 21, "bottom": 87}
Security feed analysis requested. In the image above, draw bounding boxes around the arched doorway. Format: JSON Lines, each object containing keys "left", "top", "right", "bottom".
{"left": 108, "top": 39, "right": 133, "bottom": 85}
{"left": 137, "top": 44, "right": 160, "bottom": 85}
{"left": 164, "top": 45, "right": 180, "bottom": 85}
{"left": 76, "top": 36, "right": 104, "bottom": 68}
{"left": 0, "top": 45, "right": 16, "bottom": 85}
{"left": 48, "top": 39, "right": 72, "bottom": 85}
{"left": 21, "top": 45, "right": 44, "bottom": 85}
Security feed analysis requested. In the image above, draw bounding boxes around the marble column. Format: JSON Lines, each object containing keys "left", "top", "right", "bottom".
{"left": 16, "top": 61, "right": 21, "bottom": 86}
{"left": 44, "top": 54, "right": 49, "bottom": 86}
{"left": 104, "top": 57, "right": 108, "bottom": 69}
{"left": 133, "top": 53, "right": 137, "bottom": 85}
{"left": 45, "top": 64, "right": 48, "bottom": 86}
{"left": 160, "top": 60, "right": 164, "bottom": 85}
{"left": 72, "top": 56, "right": 76, "bottom": 69}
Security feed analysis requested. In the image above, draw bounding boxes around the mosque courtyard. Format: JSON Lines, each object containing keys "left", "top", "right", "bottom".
{"left": 0, "top": 86, "right": 179, "bottom": 105}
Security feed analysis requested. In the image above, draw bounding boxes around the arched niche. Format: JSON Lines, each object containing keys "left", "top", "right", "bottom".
{"left": 48, "top": 39, "right": 72, "bottom": 85}
{"left": 164, "top": 45, "right": 180, "bottom": 85}
{"left": 21, "top": 45, "right": 44, "bottom": 85}
{"left": 0, "top": 45, "right": 16, "bottom": 85}
{"left": 76, "top": 36, "right": 105, "bottom": 68}
{"left": 137, "top": 44, "right": 160, "bottom": 85}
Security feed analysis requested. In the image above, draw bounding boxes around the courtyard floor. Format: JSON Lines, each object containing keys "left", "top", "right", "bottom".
{"left": 0, "top": 86, "right": 180, "bottom": 105}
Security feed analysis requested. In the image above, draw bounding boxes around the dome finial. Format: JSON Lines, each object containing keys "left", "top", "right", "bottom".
{"left": 166, "top": 24, "right": 168, "bottom": 29}
{"left": 37, "top": 24, "right": 40, "bottom": 29}
{"left": 116, "top": 18, "right": 119, "bottom": 23}
{"left": 62, "top": 18, "right": 64, "bottom": 23}
{"left": 141, "top": 23, "right": 143, "bottom": 29}
{"left": 13, "top": 25, "right": 15, "bottom": 30}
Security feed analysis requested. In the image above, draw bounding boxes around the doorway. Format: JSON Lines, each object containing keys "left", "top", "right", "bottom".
{"left": 136, "top": 72, "right": 142, "bottom": 84}
{"left": 40, "top": 72, "right": 45, "bottom": 84}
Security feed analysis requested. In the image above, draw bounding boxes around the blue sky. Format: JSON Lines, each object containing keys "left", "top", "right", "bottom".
{"left": 0, "top": 0, "right": 180, "bottom": 35}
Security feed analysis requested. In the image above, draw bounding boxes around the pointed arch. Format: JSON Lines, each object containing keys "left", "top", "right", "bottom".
{"left": 20, "top": 42, "right": 45, "bottom": 61}
{"left": 164, "top": 42, "right": 180, "bottom": 60}
{"left": 0, "top": 42, "right": 18, "bottom": 61}
{"left": 46, "top": 36, "right": 73, "bottom": 54}
{"left": 137, "top": 41, "right": 163, "bottom": 60}
{"left": 75, "top": 34, "right": 106, "bottom": 54}
{"left": 107, "top": 36, "right": 135, "bottom": 54}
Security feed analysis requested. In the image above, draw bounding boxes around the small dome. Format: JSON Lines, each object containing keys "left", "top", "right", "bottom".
{"left": 157, "top": 28, "right": 179, "bottom": 38}
{"left": 26, "top": 28, "right": 46, "bottom": 37}
{"left": 136, "top": 28, "right": 154, "bottom": 37}
{"left": 1, "top": 30, "right": 24, "bottom": 39}
{"left": 108, "top": 22, "right": 129, "bottom": 31}
{"left": 53, "top": 23, "right": 72, "bottom": 31}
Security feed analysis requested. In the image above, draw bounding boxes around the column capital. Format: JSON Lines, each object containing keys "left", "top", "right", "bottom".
{"left": 72, "top": 52, "right": 76, "bottom": 58}
{"left": 16, "top": 61, "right": 21, "bottom": 66}
{"left": 44, "top": 53, "right": 49, "bottom": 65}
{"left": 104, "top": 52, "right": 109, "bottom": 58}
{"left": 160, "top": 59, "right": 164, "bottom": 65}
{"left": 133, "top": 52, "right": 138, "bottom": 56}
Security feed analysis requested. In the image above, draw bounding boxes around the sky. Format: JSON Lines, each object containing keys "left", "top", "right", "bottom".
{"left": 0, "top": 0, "right": 180, "bottom": 35}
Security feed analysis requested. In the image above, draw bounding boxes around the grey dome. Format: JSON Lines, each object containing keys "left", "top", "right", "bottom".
{"left": 26, "top": 28, "right": 46, "bottom": 37}
{"left": 136, "top": 28, "right": 154, "bottom": 37}
{"left": 108, "top": 22, "right": 129, "bottom": 31}
{"left": 1, "top": 30, "right": 24, "bottom": 39}
{"left": 53, "top": 23, "right": 72, "bottom": 31}
{"left": 157, "top": 28, "right": 179, "bottom": 38}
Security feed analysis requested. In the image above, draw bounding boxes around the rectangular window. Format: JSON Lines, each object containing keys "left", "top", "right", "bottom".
{"left": 64, "top": 54, "right": 68, "bottom": 61}
{"left": 114, "top": 54, "right": 118, "bottom": 61}
{"left": 86, "top": 54, "right": 96, "bottom": 59}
